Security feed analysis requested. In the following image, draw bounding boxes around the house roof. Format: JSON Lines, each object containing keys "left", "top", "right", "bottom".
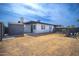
{"left": 24, "top": 21, "right": 54, "bottom": 25}
{"left": 8, "top": 22, "right": 24, "bottom": 25}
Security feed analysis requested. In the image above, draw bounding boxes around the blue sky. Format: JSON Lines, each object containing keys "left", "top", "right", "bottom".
{"left": 0, "top": 3, "right": 79, "bottom": 27}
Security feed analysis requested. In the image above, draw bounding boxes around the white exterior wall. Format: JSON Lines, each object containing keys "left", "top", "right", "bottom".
{"left": 33, "top": 24, "right": 54, "bottom": 33}
{"left": 49, "top": 25, "right": 54, "bottom": 32}
{"left": 24, "top": 24, "right": 31, "bottom": 33}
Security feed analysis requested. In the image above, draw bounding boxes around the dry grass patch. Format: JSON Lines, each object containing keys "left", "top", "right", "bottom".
{"left": 0, "top": 33, "right": 79, "bottom": 56}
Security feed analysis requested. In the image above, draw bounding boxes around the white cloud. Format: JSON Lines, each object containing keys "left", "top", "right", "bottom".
{"left": 23, "top": 3, "right": 47, "bottom": 13}
{"left": 9, "top": 3, "right": 47, "bottom": 17}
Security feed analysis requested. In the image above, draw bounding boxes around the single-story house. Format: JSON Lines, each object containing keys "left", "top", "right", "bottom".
{"left": 8, "top": 21, "right": 63, "bottom": 35}
{"left": 0, "top": 22, "right": 4, "bottom": 40}
{"left": 24, "top": 21, "right": 54, "bottom": 33}
{"left": 8, "top": 23, "right": 24, "bottom": 36}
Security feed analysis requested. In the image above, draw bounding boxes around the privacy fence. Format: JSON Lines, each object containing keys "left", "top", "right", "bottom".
{"left": 0, "top": 22, "right": 4, "bottom": 41}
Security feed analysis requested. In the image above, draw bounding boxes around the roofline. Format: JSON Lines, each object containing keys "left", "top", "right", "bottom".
{"left": 24, "top": 21, "right": 54, "bottom": 25}
{"left": 8, "top": 23, "right": 24, "bottom": 25}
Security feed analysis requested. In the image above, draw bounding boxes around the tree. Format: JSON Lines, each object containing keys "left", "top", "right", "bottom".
{"left": 77, "top": 19, "right": 79, "bottom": 22}
{"left": 18, "top": 21, "right": 21, "bottom": 23}
{"left": 20, "top": 17, "right": 24, "bottom": 23}
{"left": 67, "top": 25, "right": 75, "bottom": 28}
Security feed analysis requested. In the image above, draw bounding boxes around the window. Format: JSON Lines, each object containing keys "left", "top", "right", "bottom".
{"left": 49, "top": 26, "right": 52, "bottom": 29}
{"left": 33, "top": 24, "right": 36, "bottom": 30}
{"left": 41, "top": 24, "right": 45, "bottom": 30}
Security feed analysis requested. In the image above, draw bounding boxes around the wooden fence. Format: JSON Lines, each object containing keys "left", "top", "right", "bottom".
{"left": 0, "top": 23, "right": 3, "bottom": 41}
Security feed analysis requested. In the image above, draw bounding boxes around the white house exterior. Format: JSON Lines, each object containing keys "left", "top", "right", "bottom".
{"left": 24, "top": 21, "right": 54, "bottom": 33}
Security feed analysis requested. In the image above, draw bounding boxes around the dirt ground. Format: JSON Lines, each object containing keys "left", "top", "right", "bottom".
{"left": 0, "top": 33, "right": 79, "bottom": 56}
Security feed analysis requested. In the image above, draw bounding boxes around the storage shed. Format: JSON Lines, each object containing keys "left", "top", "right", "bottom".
{"left": 8, "top": 23, "right": 24, "bottom": 36}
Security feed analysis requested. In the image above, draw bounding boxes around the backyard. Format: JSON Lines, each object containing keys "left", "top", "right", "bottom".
{"left": 0, "top": 33, "right": 79, "bottom": 56}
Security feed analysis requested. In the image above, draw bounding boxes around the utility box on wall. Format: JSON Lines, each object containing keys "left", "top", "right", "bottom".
{"left": 8, "top": 23, "right": 24, "bottom": 36}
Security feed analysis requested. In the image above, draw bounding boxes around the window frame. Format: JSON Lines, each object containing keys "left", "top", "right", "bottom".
{"left": 49, "top": 25, "right": 52, "bottom": 29}
{"left": 41, "top": 24, "right": 45, "bottom": 30}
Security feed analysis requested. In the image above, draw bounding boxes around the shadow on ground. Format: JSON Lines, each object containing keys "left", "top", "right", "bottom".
{"left": 25, "top": 32, "right": 59, "bottom": 37}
